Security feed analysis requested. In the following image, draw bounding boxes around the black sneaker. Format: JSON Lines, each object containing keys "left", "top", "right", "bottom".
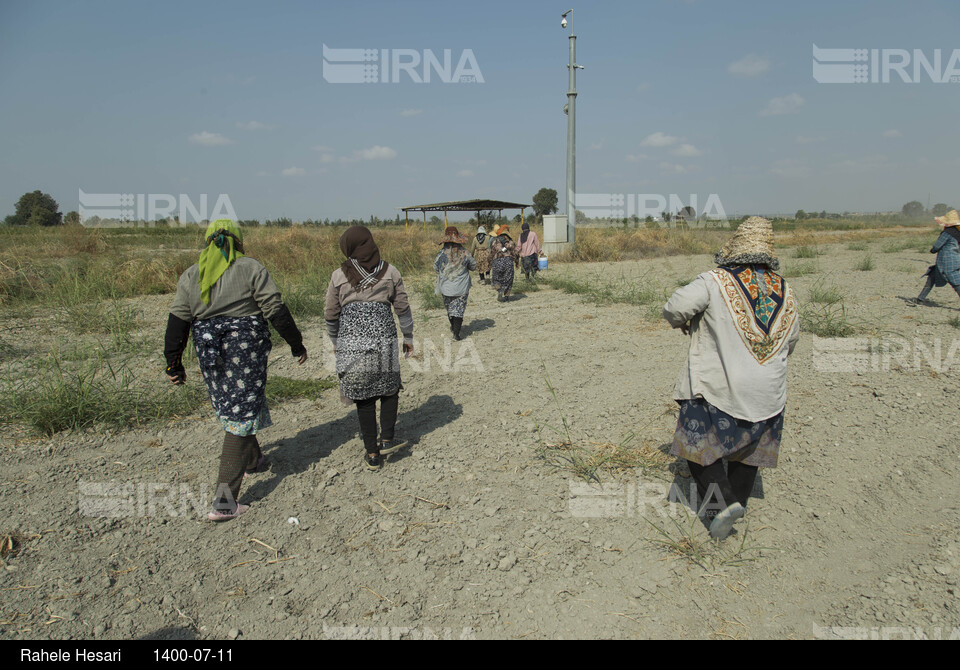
{"left": 364, "top": 452, "right": 382, "bottom": 470}
{"left": 380, "top": 438, "right": 409, "bottom": 456}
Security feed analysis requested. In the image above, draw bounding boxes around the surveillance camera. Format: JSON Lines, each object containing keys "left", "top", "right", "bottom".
{"left": 561, "top": 17, "right": 567, "bottom": 28}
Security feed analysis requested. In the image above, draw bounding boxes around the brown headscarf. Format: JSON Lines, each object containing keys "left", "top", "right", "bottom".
{"left": 339, "top": 226, "right": 390, "bottom": 289}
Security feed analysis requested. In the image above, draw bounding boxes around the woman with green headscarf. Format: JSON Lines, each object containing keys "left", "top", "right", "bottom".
{"left": 164, "top": 220, "right": 308, "bottom": 522}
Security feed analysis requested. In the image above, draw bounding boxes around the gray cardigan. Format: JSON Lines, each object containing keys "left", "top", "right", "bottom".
{"left": 434, "top": 250, "right": 477, "bottom": 297}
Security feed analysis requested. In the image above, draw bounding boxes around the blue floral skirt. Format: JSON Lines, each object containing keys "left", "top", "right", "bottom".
{"left": 669, "top": 398, "right": 783, "bottom": 468}
{"left": 193, "top": 315, "right": 272, "bottom": 436}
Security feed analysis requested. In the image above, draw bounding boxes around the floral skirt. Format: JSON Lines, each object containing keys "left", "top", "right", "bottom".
{"left": 335, "top": 301, "right": 402, "bottom": 401}
{"left": 443, "top": 293, "right": 468, "bottom": 318}
{"left": 669, "top": 398, "right": 783, "bottom": 468}
{"left": 491, "top": 257, "right": 515, "bottom": 292}
{"left": 474, "top": 248, "right": 491, "bottom": 274}
{"left": 193, "top": 315, "right": 273, "bottom": 436}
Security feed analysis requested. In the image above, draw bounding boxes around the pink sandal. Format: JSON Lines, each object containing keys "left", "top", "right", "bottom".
{"left": 207, "top": 504, "right": 250, "bottom": 522}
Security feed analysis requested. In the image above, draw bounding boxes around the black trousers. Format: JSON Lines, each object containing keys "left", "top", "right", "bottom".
{"left": 686, "top": 459, "right": 758, "bottom": 517}
{"left": 355, "top": 393, "right": 399, "bottom": 454}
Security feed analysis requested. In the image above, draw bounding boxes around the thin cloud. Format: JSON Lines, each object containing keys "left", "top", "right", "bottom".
{"left": 796, "top": 135, "right": 825, "bottom": 144}
{"left": 882, "top": 129, "right": 902, "bottom": 138}
{"left": 236, "top": 121, "right": 271, "bottom": 131}
{"left": 758, "top": 93, "right": 805, "bottom": 116}
{"left": 457, "top": 169, "right": 474, "bottom": 177}
{"left": 342, "top": 145, "right": 398, "bottom": 162}
{"left": 769, "top": 158, "right": 811, "bottom": 179}
{"left": 659, "top": 162, "right": 699, "bottom": 175}
{"left": 625, "top": 153, "right": 649, "bottom": 162}
{"left": 728, "top": 54, "right": 771, "bottom": 77}
{"left": 400, "top": 109, "right": 423, "bottom": 117}
{"left": 188, "top": 131, "right": 234, "bottom": 147}
{"left": 640, "top": 132, "right": 680, "bottom": 147}
{"left": 281, "top": 166, "right": 306, "bottom": 176}
{"left": 672, "top": 143, "right": 702, "bottom": 157}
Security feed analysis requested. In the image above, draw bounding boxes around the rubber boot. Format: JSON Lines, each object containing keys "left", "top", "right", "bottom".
{"left": 451, "top": 317, "right": 463, "bottom": 341}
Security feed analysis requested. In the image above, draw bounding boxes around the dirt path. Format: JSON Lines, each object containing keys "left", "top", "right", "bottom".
{"left": 2, "top": 241, "right": 959, "bottom": 639}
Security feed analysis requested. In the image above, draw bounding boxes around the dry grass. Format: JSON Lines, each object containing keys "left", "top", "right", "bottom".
{"left": 535, "top": 439, "right": 673, "bottom": 483}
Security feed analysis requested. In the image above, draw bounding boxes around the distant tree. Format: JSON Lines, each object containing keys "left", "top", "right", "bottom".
{"left": 532, "top": 188, "right": 559, "bottom": 218}
{"left": 64, "top": 210, "right": 81, "bottom": 226}
{"left": 661, "top": 211, "right": 672, "bottom": 223}
{"left": 679, "top": 206, "right": 697, "bottom": 221}
{"left": 902, "top": 201, "right": 925, "bottom": 218}
{"left": 575, "top": 209, "right": 588, "bottom": 225}
{"left": 477, "top": 211, "right": 499, "bottom": 228}
{"left": 932, "top": 203, "right": 951, "bottom": 217}
{"left": 429, "top": 215, "right": 443, "bottom": 227}
{"left": 5, "top": 190, "right": 62, "bottom": 226}
{"left": 795, "top": 210, "right": 807, "bottom": 220}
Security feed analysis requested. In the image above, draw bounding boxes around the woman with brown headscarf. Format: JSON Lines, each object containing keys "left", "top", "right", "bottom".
{"left": 325, "top": 226, "right": 414, "bottom": 470}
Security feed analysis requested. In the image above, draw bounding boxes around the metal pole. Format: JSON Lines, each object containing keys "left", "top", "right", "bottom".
{"left": 564, "top": 10, "right": 578, "bottom": 246}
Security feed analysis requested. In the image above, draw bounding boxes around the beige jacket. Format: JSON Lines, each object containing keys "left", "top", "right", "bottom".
{"left": 663, "top": 268, "right": 800, "bottom": 422}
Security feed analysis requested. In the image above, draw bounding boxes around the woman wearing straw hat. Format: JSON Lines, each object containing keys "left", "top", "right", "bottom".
{"left": 490, "top": 224, "right": 520, "bottom": 302}
{"left": 434, "top": 226, "right": 477, "bottom": 341}
{"left": 164, "top": 219, "right": 308, "bottom": 522}
{"left": 908, "top": 209, "right": 960, "bottom": 306}
{"left": 470, "top": 225, "right": 492, "bottom": 284}
{"left": 325, "top": 226, "right": 414, "bottom": 471}
{"left": 663, "top": 216, "right": 800, "bottom": 539}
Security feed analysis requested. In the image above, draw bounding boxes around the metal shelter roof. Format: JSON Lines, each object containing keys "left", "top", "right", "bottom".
{"left": 399, "top": 199, "right": 530, "bottom": 213}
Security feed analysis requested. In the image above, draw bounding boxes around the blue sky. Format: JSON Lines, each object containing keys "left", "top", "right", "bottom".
{"left": 1, "top": 0, "right": 959, "bottom": 222}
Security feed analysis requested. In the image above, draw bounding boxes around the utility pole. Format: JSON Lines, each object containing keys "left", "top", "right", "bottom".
{"left": 562, "top": 9, "right": 582, "bottom": 246}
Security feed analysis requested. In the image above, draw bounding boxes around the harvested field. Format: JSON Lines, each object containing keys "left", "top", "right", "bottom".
{"left": 1, "top": 228, "right": 959, "bottom": 639}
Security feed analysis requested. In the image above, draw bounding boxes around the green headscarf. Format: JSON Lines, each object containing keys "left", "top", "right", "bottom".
{"left": 198, "top": 219, "right": 245, "bottom": 304}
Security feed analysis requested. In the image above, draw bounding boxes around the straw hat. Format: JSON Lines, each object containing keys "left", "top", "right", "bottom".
{"left": 714, "top": 216, "right": 779, "bottom": 271}
{"left": 439, "top": 226, "right": 468, "bottom": 245}
{"left": 935, "top": 209, "right": 960, "bottom": 228}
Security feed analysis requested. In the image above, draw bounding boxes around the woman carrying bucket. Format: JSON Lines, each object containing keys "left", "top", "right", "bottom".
{"left": 516, "top": 222, "right": 543, "bottom": 280}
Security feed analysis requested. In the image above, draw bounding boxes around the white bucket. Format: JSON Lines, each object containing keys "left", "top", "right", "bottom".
{"left": 538, "top": 254, "right": 548, "bottom": 271}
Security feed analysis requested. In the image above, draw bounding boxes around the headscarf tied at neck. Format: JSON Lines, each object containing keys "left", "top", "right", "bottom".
{"left": 476, "top": 226, "right": 487, "bottom": 245}
{"left": 339, "top": 225, "right": 389, "bottom": 289}
{"left": 520, "top": 222, "right": 531, "bottom": 245}
{"left": 199, "top": 219, "right": 245, "bottom": 304}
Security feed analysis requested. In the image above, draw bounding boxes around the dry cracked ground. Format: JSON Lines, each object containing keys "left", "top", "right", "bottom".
{"left": 2, "top": 238, "right": 959, "bottom": 639}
